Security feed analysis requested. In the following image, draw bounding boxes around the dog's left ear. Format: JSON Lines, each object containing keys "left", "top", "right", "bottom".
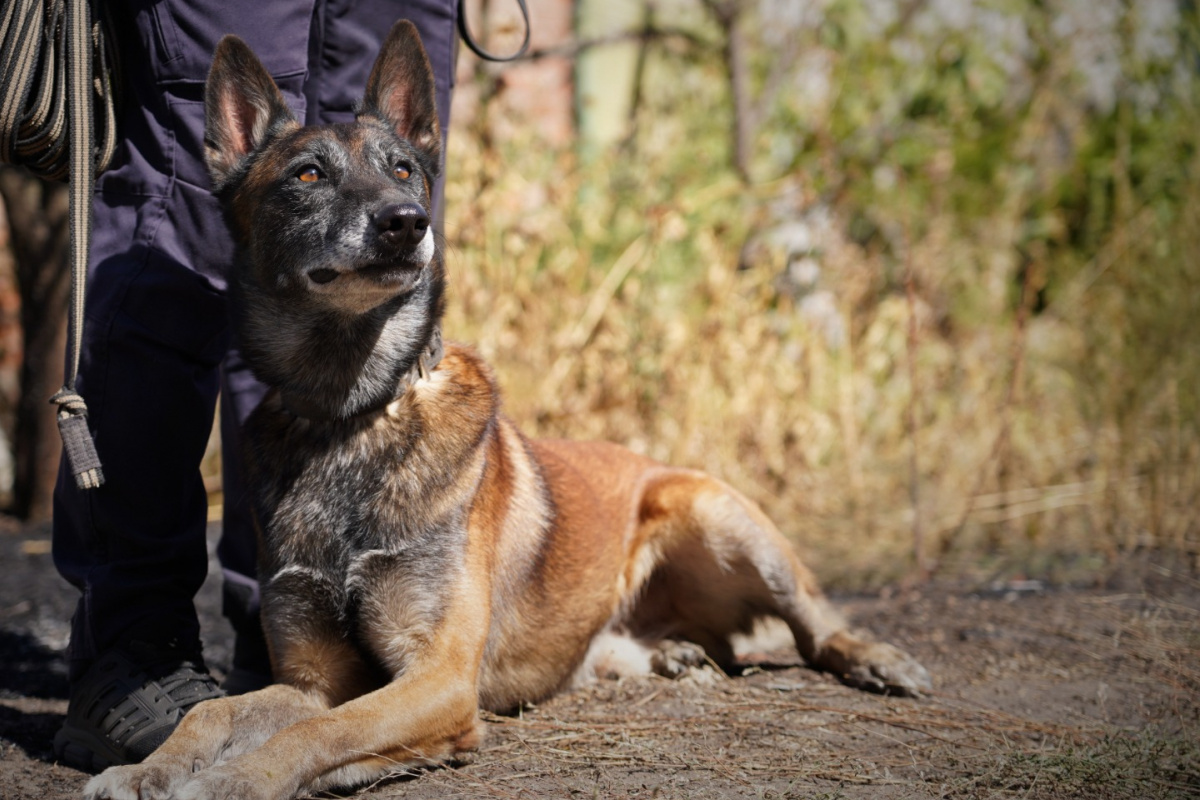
{"left": 359, "top": 20, "right": 442, "bottom": 167}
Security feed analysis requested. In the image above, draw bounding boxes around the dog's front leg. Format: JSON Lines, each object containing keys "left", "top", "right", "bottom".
{"left": 83, "top": 684, "right": 327, "bottom": 800}
{"left": 170, "top": 569, "right": 490, "bottom": 800}
{"left": 169, "top": 655, "right": 482, "bottom": 800}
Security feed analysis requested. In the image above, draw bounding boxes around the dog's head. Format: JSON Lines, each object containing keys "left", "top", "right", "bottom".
{"left": 205, "top": 23, "right": 447, "bottom": 419}
{"left": 204, "top": 20, "right": 442, "bottom": 315}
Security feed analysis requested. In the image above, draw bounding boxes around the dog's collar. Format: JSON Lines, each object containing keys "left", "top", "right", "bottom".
{"left": 279, "top": 325, "right": 444, "bottom": 422}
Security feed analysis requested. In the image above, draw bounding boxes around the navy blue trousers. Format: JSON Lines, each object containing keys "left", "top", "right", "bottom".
{"left": 52, "top": 0, "right": 457, "bottom": 676}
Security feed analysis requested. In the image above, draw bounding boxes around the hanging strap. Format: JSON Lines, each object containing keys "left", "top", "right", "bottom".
{"left": 457, "top": 0, "right": 530, "bottom": 62}
{"left": 50, "top": 0, "right": 104, "bottom": 488}
{"left": 1, "top": 0, "right": 116, "bottom": 490}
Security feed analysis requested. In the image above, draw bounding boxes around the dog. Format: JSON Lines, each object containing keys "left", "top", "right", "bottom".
{"left": 83, "top": 21, "right": 930, "bottom": 800}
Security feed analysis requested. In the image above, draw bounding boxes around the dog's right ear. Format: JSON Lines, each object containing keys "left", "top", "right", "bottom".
{"left": 359, "top": 21, "right": 441, "bottom": 168}
{"left": 205, "top": 35, "right": 297, "bottom": 187}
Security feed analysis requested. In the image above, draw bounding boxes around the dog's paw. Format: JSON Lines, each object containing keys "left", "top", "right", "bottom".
{"left": 838, "top": 640, "right": 932, "bottom": 697}
{"left": 650, "top": 640, "right": 710, "bottom": 679}
{"left": 175, "top": 764, "right": 276, "bottom": 800}
{"left": 817, "top": 632, "right": 932, "bottom": 697}
{"left": 83, "top": 757, "right": 192, "bottom": 800}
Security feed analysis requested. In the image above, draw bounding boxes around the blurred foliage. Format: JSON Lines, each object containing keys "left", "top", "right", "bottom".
{"left": 445, "top": 0, "right": 1198, "bottom": 588}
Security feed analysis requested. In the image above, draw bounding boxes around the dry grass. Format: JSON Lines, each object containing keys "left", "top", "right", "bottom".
{"left": 437, "top": 107, "right": 1200, "bottom": 591}
{"left": 185, "top": 8, "right": 1200, "bottom": 594}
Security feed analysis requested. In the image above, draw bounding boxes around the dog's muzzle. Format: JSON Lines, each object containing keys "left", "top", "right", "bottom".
{"left": 305, "top": 203, "right": 435, "bottom": 290}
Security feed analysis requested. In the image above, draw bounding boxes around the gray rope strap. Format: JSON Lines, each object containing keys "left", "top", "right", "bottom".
{"left": 49, "top": 388, "right": 102, "bottom": 488}
{"left": 1, "top": 0, "right": 117, "bottom": 489}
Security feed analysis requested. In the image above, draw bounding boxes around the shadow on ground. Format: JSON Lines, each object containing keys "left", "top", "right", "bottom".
{"left": 0, "top": 629, "right": 67, "bottom": 762}
{"left": 0, "top": 630, "right": 69, "bottom": 700}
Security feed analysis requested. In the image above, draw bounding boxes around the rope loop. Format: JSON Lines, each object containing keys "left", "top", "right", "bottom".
{"left": 457, "top": 0, "right": 531, "bottom": 62}
{"left": 49, "top": 386, "right": 88, "bottom": 415}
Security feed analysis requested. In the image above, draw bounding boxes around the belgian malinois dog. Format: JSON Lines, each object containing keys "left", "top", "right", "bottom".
{"left": 85, "top": 21, "right": 930, "bottom": 800}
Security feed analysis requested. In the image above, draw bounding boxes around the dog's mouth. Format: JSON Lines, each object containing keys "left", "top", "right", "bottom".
{"left": 305, "top": 260, "right": 422, "bottom": 287}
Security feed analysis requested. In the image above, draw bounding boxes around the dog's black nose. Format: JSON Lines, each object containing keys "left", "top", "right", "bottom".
{"left": 373, "top": 203, "right": 429, "bottom": 248}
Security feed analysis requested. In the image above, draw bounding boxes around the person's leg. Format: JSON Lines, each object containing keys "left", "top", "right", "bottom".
{"left": 51, "top": 0, "right": 318, "bottom": 770}
{"left": 214, "top": 0, "right": 458, "bottom": 692}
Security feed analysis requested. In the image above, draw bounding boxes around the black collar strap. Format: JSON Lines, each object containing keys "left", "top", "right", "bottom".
{"left": 280, "top": 325, "right": 444, "bottom": 422}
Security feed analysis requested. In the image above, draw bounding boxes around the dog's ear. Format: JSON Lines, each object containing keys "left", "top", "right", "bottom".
{"left": 205, "top": 35, "right": 297, "bottom": 186}
{"left": 359, "top": 20, "right": 441, "bottom": 166}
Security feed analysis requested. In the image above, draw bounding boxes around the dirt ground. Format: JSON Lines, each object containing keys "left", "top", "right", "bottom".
{"left": 1, "top": 516, "right": 1197, "bottom": 800}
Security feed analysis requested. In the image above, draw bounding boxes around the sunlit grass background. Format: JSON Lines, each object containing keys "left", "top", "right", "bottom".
{"left": 435, "top": 0, "right": 1200, "bottom": 590}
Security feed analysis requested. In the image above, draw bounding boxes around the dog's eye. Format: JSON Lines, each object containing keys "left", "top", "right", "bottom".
{"left": 297, "top": 166, "right": 322, "bottom": 183}
{"left": 393, "top": 163, "right": 412, "bottom": 180}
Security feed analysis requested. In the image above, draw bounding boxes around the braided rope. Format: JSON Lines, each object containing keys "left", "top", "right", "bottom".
{"left": 0, "top": 0, "right": 116, "bottom": 179}
{"left": 2, "top": 0, "right": 116, "bottom": 489}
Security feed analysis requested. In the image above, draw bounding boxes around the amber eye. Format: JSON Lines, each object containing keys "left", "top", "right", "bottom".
{"left": 297, "top": 166, "right": 321, "bottom": 183}
{"left": 393, "top": 163, "right": 412, "bottom": 180}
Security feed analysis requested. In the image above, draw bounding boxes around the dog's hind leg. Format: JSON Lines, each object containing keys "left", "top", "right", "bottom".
{"left": 83, "top": 685, "right": 326, "bottom": 800}
{"left": 624, "top": 470, "right": 931, "bottom": 696}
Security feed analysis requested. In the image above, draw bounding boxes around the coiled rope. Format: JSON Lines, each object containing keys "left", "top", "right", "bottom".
{"left": 1, "top": 0, "right": 117, "bottom": 489}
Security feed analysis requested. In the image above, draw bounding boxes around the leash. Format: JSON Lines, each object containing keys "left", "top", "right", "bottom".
{"left": 457, "top": 0, "right": 530, "bottom": 62}
{"left": 1, "top": 0, "right": 117, "bottom": 489}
